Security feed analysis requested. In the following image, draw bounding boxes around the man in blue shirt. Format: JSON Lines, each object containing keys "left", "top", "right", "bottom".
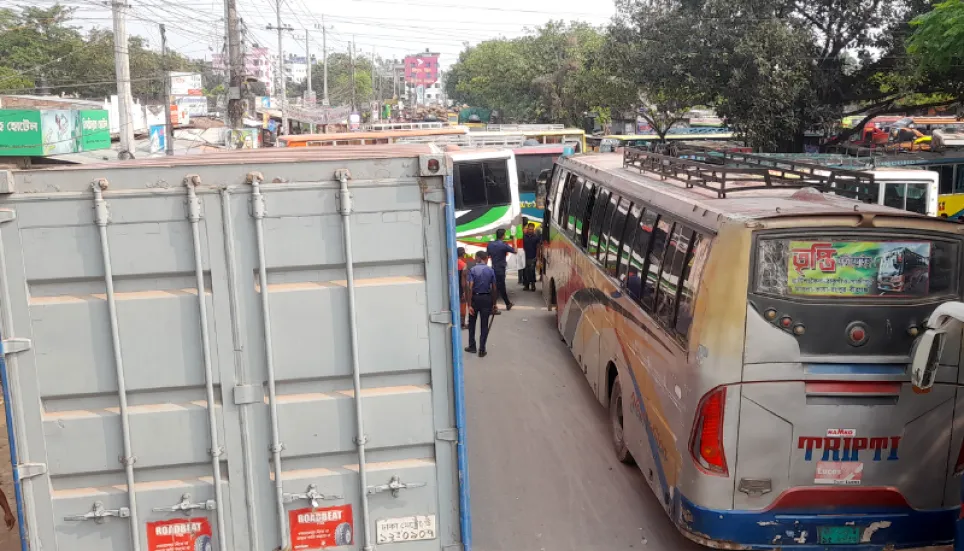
{"left": 521, "top": 223, "right": 542, "bottom": 291}
{"left": 465, "top": 251, "right": 498, "bottom": 357}
{"left": 485, "top": 228, "right": 516, "bottom": 311}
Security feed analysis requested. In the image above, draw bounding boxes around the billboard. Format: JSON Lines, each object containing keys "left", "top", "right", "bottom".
{"left": 175, "top": 96, "right": 209, "bottom": 117}
{"left": 787, "top": 240, "right": 931, "bottom": 297}
{"left": 170, "top": 72, "right": 203, "bottom": 96}
{"left": 404, "top": 55, "right": 439, "bottom": 86}
{"left": 0, "top": 109, "right": 111, "bottom": 157}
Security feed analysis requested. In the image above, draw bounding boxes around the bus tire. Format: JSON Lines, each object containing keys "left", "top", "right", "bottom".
{"left": 609, "top": 378, "right": 634, "bottom": 464}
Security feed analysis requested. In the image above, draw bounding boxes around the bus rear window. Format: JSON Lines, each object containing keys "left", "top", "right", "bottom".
{"left": 755, "top": 237, "right": 958, "bottom": 298}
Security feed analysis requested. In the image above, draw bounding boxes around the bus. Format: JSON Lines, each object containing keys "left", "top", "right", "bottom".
{"left": 277, "top": 128, "right": 467, "bottom": 147}
{"left": 514, "top": 144, "right": 568, "bottom": 228}
{"left": 469, "top": 126, "right": 587, "bottom": 153}
{"left": 540, "top": 150, "right": 964, "bottom": 550}
{"left": 696, "top": 150, "right": 942, "bottom": 217}
{"left": 450, "top": 148, "right": 521, "bottom": 261}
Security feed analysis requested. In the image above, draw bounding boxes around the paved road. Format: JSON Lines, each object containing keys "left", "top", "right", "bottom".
{"left": 464, "top": 283, "right": 704, "bottom": 551}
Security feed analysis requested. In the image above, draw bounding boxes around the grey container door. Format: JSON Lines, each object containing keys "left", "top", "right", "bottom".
{"left": 0, "top": 157, "right": 462, "bottom": 551}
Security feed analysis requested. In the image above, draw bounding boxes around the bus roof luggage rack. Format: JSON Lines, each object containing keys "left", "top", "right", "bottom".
{"left": 622, "top": 146, "right": 878, "bottom": 201}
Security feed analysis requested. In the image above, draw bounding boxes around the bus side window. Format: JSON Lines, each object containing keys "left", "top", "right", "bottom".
{"left": 675, "top": 233, "right": 709, "bottom": 343}
{"left": 550, "top": 168, "right": 568, "bottom": 225}
{"left": 454, "top": 162, "right": 487, "bottom": 209}
{"left": 566, "top": 176, "right": 587, "bottom": 236}
{"left": 596, "top": 192, "right": 620, "bottom": 262}
{"left": 642, "top": 218, "right": 673, "bottom": 311}
{"left": 578, "top": 181, "right": 598, "bottom": 249}
{"left": 656, "top": 225, "right": 693, "bottom": 329}
{"left": 628, "top": 209, "right": 659, "bottom": 305}
{"left": 587, "top": 188, "right": 611, "bottom": 256}
{"left": 605, "top": 198, "right": 630, "bottom": 276}
{"left": 617, "top": 204, "right": 642, "bottom": 282}
{"left": 483, "top": 160, "right": 511, "bottom": 206}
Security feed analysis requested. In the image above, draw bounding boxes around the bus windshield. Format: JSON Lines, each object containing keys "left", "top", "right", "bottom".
{"left": 883, "top": 182, "right": 930, "bottom": 214}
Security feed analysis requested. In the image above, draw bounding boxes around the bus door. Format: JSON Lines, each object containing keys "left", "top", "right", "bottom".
{"left": 729, "top": 231, "right": 962, "bottom": 546}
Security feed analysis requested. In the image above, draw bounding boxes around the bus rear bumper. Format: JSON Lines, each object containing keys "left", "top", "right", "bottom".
{"left": 676, "top": 494, "right": 958, "bottom": 550}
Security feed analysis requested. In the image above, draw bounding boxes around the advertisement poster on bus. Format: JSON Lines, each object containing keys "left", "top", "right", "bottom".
{"left": 787, "top": 241, "right": 931, "bottom": 297}
{"left": 288, "top": 505, "right": 354, "bottom": 549}
{"left": 146, "top": 517, "right": 212, "bottom": 551}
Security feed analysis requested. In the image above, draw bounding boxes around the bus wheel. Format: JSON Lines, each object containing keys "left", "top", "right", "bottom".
{"left": 609, "top": 378, "right": 634, "bottom": 464}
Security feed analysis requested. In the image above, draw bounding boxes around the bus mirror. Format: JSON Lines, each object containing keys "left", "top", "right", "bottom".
{"left": 910, "top": 330, "right": 945, "bottom": 391}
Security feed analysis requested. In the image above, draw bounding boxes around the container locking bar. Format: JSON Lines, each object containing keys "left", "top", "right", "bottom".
{"left": 64, "top": 501, "right": 130, "bottom": 524}
{"left": 283, "top": 484, "right": 343, "bottom": 509}
{"left": 152, "top": 493, "right": 216, "bottom": 515}
{"left": 367, "top": 475, "right": 427, "bottom": 498}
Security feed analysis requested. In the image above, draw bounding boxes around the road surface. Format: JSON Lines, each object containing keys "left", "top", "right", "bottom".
{"left": 464, "top": 283, "right": 704, "bottom": 551}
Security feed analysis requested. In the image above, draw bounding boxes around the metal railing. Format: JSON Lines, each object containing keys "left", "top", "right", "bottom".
{"left": 622, "top": 147, "right": 877, "bottom": 201}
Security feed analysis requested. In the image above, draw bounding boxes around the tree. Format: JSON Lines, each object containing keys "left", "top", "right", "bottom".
{"left": 612, "top": 0, "right": 960, "bottom": 150}
{"left": 445, "top": 22, "right": 633, "bottom": 126}
{"left": 309, "top": 52, "right": 372, "bottom": 108}
{"left": 908, "top": 0, "right": 964, "bottom": 103}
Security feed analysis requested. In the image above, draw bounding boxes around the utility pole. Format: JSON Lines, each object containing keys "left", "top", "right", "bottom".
{"left": 160, "top": 24, "right": 174, "bottom": 156}
{"left": 371, "top": 50, "right": 376, "bottom": 104}
{"left": 322, "top": 16, "right": 328, "bottom": 106}
{"left": 225, "top": 0, "right": 243, "bottom": 130}
{"left": 349, "top": 38, "right": 356, "bottom": 112}
{"left": 305, "top": 30, "right": 312, "bottom": 98}
{"left": 111, "top": 0, "right": 135, "bottom": 159}
{"left": 267, "top": 3, "right": 291, "bottom": 135}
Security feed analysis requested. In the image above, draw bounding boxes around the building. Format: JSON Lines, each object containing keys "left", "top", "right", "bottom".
{"left": 284, "top": 54, "right": 309, "bottom": 84}
{"left": 402, "top": 50, "right": 441, "bottom": 105}
{"left": 213, "top": 46, "right": 274, "bottom": 95}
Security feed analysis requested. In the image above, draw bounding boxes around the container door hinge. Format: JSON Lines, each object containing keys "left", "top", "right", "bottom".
{"left": 422, "top": 189, "right": 445, "bottom": 203}
{"left": 430, "top": 311, "right": 451, "bottom": 324}
{"left": 233, "top": 384, "right": 263, "bottom": 405}
{"left": 0, "top": 209, "right": 15, "bottom": 223}
{"left": 17, "top": 463, "right": 46, "bottom": 480}
{"left": 436, "top": 428, "right": 458, "bottom": 442}
{"left": 3, "top": 338, "right": 31, "bottom": 354}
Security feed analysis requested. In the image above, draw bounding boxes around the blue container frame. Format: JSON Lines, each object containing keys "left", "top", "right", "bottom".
{"left": 444, "top": 173, "right": 472, "bottom": 551}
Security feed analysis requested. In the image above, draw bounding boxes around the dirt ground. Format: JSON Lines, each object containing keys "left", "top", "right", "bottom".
{"left": 0, "top": 400, "right": 20, "bottom": 551}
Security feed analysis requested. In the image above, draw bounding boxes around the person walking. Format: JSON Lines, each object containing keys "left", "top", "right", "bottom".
{"left": 521, "top": 223, "right": 542, "bottom": 291}
{"left": 486, "top": 228, "right": 516, "bottom": 311}
{"left": 465, "top": 251, "right": 498, "bottom": 357}
{"left": 457, "top": 247, "right": 468, "bottom": 329}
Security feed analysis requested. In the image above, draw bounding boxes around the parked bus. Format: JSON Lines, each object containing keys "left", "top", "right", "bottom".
{"left": 468, "top": 127, "right": 586, "bottom": 153}
{"left": 540, "top": 150, "right": 963, "bottom": 549}
{"left": 514, "top": 144, "right": 568, "bottom": 228}
{"left": 450, "top": 148, "right": 521, "bottom": 262}
{"left": 277, "top": 128, "right": 467, "bottom": 147}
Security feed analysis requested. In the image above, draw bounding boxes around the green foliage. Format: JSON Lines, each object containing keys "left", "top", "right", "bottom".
{"left": 0, "top": 3, "right": 199, "bottom": 99}
{"left": 445, "top": 22, "right": 633, "bottom": 126}
{"left": 908, "top": 0, "right": 964, "bottom": 98}
{"left": 309, "top": 53, "right": 373, "bottom": 108}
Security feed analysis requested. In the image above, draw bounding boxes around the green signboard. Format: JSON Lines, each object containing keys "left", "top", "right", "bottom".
{"left": 787, "top": 240, "right": 931, "bottom": 297}
{"left": 0, "top": 110, "right": 43, "bottom": 156}
{"left": 0, "top": 108, "right": 111, "bottom": 156}
{"left": 78, "top": 110, "right": 111, "bottom": 151}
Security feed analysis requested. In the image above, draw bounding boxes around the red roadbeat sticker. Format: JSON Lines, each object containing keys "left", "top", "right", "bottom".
{"left": 147, "top": 518, "right": 213, "bottom": 551}
{"left": 289, "top": 505, "right": 354, "bottom": 549}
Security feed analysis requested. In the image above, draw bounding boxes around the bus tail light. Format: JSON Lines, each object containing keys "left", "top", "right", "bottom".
{"left": 953, "top": 439, "right": 964, "bottom": 476}
{"left": 690, "top": 387, "right": 728, "bottom": 476}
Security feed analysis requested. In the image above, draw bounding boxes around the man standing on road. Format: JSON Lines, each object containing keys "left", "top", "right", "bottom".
{"left": 465, "top": 251, "right": 498, "bottom": 358}
{"left": 486, "top": 228, "right": 516, "bottom": 311}
{"left": 522, "top": 223, "right": 542, "bottom": 291}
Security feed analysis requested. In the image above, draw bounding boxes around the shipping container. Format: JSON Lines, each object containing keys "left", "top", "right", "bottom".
{"left": 0, "top": 145, "right": 469, "bottom": 551}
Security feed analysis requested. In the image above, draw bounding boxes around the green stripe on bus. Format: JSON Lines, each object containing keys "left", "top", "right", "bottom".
{"left": 457, "top": 205, "right": 511, "bottom": 233}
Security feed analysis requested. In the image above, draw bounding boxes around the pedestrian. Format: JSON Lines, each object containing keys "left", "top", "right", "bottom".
{"left": 465, "top": 251, "right": 498, "bottom": 358}
{"left": 522, "top": 223, "right": 542, "bottom": 291}
{"left": 457, "top": 247, "right": 468, "bottom": 329}
{"left": 486, "top": 228, "right": 516, "bottom": 311}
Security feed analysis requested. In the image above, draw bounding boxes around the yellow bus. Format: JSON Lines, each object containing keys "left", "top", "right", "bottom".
{"left": 277, "top": 128, "right": 467, "bottom": 147}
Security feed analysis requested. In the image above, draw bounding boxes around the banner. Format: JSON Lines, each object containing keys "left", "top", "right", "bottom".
{"left": 0, "top": 110, "right": 43, "bottom": 156}
{"left": 78, "top": 110, "right": 111, "bottom": 151}
{"left": 787, "top": 241, "right": 931, "bottom": 297}
{"left": 171, "top": 72, "right": 203, "bottom": 96}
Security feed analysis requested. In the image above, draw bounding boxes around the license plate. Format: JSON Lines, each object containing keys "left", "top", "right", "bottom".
{"left": 818, "top": 526, "right": 860, "bottom": 544}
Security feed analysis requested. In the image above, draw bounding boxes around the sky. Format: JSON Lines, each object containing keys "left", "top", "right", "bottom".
{"left": 28, "top": 0, "right": 618, "bottom": 70}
